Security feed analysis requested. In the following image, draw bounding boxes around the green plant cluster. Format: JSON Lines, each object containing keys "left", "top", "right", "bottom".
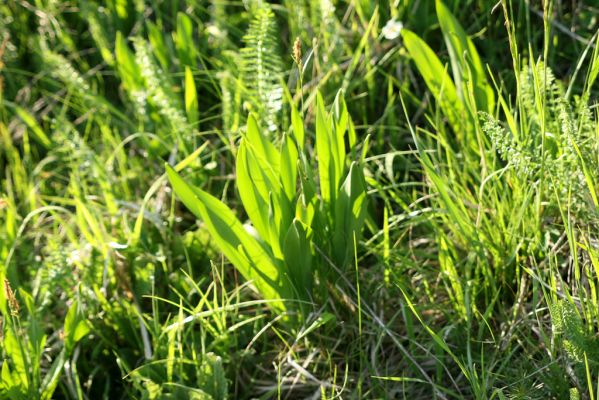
{"left": 2, "top": 0, "right": 599, "bottom": 399}
{"left": 167, "top": 91, "right": 368, "bottom": 318}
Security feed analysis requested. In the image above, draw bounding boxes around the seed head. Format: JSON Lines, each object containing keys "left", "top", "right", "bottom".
{"left": 292, "top": 37, "right": 302, "bottom": 67}
{"left": 4, "top": 279, "right": 19, "bottom": 317}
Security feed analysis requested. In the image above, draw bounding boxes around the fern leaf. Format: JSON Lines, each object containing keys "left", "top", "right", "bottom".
{"left": 240, "top": 5, "right": 283, "bottom": 133}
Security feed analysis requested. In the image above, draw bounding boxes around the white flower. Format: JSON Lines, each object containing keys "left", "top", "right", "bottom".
{"left": 382, "top": 19, "right": 404, "bottom": 40}
{"left": 243, "top": 223, "right": 260, "bottom": 239}
{"left": 206, "top": 24, "right": 226, "bottom": 39}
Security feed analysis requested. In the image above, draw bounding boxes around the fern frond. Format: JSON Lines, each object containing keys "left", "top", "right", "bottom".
{"left": 550, "top": 297, "right": 599, "bottom": 393}
{"left": 133, "top": 38, "right": 192, "bottom": 147}
{"left": 240, "top": 5, "right": 283, "bottom": 133}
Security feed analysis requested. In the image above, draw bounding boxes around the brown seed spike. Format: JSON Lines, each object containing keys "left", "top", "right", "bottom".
{"left": 292, "top": 37, "right": 302, "bottom": 66}
{"left": 4, "top": 279, "right": 19, "bottom": 317}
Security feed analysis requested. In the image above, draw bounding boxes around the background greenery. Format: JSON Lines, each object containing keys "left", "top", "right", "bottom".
{"left": 1, "top": 0, "right": 599, "bottom": 398}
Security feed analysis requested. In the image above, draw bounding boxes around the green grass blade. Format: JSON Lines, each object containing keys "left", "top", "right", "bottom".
{"left": 401, "top": 29, "right": 462, "bottom": 132}
{"left": 176, "top": 12, "right": 196, "bottom": 67}
{"left": 436, "top": 0, "right": 494, "bottom": 113}
{"left": 184, "top": 66, "right": 199, "bottom": 127}
{"left": 13, "top": 106, "right": 51, "bottom": 149}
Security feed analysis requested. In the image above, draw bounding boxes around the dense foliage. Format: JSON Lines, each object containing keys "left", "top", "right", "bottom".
{"left": 1, "top": 0, "right": 599, "bottom": 398}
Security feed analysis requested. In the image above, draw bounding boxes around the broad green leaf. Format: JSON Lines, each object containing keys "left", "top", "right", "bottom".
{"left": 436, "top": 0, "right": 495, "bottom": 113}
{"left": 238, "top": 125, "right": 286, "bottom": 239}
{"left": 266, "top": 189, "right": 294, "bottom": 263}
{"left": 266, "top": 192, "right": 285, "bottom": 259}
{"left": 296, "top": 164, "right": 317, "bottom": 233}
{"left": 316, "top": 92, "right": 335, "bottom": 204}
{"left": 333, "top": 162, "right": 367, "bottom": 266}
{"left": 241, "top": 139, "right": 278, "bottom": 203}
{"left": 185, "top": 66, "right": 199, "bottom": 127}
{"left": 63, "top": 300, "right": 91, "bottom": 354}
{"left": 4, "top": 329, "right": 27, "bottom": 388}
{"left": 236, "top": 139, "right": 271, "bottom": 244}
{"left": 115, "top": 32, "right": 142, "bottom": 91}
{"left": 246, "top": 114, "right": 280, "bottom": 171}
{"left": 348, "top": 116, "right": 357, "bottom": 150}
{"left": 131, "top": 141, "right": 208, "bottom": 247}
{"left": 166, "top": 165, "right": 291, "bottom": 311}
{"left": 239, "top": 118, "right": 287, "bottom": 254}
{"left": 401, "top": 29, "right": 462, "bottom": 132}
{"left": 1, "top": 362, "right": 12, "bottom": 392}
{"left": 280, "top": 133, "right": 298, "bottom": 202}
{"left": 1, "top": 362, "right": 23, "bottom": 398}
{"left": 283, "top": 220, "right": 312, "bottom": 300}
{"left": 175, "top": 12, "right": 196, "bottom": 67}
{"left": 21, "top": 291, "right": 46, "bottom": 379}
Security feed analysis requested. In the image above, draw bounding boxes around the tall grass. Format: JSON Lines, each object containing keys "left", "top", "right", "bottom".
{"left": 1, "top": 0, "right": 599, "bottom": 398}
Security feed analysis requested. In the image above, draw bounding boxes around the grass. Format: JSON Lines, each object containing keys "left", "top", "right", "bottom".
{"left": 1, "top": 0, "right": 599, "bottom": 398}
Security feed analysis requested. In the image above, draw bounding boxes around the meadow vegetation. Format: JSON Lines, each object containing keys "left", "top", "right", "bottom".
{"left": 1, "top": 0, "right": 599, "bottom": 398}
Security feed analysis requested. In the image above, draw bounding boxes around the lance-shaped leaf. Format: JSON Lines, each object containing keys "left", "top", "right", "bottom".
{"left": 316, "top": 92, "right": 343, "bottom": 205}
{"left": 246, "top": 114, "right": 280, "bottom": 172}
{"left": 283, "top": 219, "right": 312, "bottom": 302}
{"left": 436, "top": 0, "right": 494, "bottom": 113}
{"left": 332, "top": 91, "right": 347, "bottom": 173}
{"left": 175, "top": 12, "right": 196, "bottom": 67}
{"left": 166, "top": 165, "right": 292, "bottom": 312}
{"left": 115, "top": 31, "right": 142, "bottom": 91}
{"left": 236, "top": 139, "right": 271, "bottom": 244}
{"left": 333, "top": 162, "right": 368, "bottom": 266}
{"left": 184, "top": 66, "right": 199, "bottom": 126}
{"left": 290, "top": 102, "right": 305, "bottom": 150}
{"left": 401, "top": 29, "right": 463, "bottom": 133}
{"left": 280, "top": 132, "right": 299, "bottom": 203}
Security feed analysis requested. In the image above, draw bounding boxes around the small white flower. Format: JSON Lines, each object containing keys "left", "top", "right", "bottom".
{"left": 382, "top": 19, "right": 404, "bottom": 40}
{"left": 206, "top": 24, "right": 226, "bottom": 39}
{"left": 243, "top": 223, "right": 259, "bottom": 239}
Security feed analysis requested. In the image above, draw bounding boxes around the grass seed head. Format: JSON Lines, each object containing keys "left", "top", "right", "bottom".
{"left": 4, "top": 279, "right": 19, "bottom": 317}
{"left": 292, "top": 37, "right": 302, "bottom": 67}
